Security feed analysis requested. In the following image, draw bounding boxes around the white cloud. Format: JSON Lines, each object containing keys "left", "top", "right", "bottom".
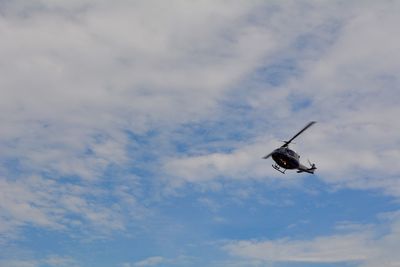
{"left": 132, "top": 256, "right": 165, "bottom": 267}
{"left": 0, "top": 0, "right": 275, "bottom": 181}
{"left": 289, "top": 1, "right": 400, "bottom": 195}
{"left": 0, "top": 175, "right": 131, "bottom": 242}
{"left": 123, "top": 255, "right": 192, "bottom": 267}
{"left": 0, "top": 255, "right": 78, "bottom": 267}
{"left": 223, "top": 211, "right": 400, "bottom": 266}
{"left": 162, "top": 0, "right": 400, "bottom": 197}
{"left": 1, "top": 3, "right": 400, "bottom": 263}
{"left": 0, "top": 0, "right": 277, "bottom": 241}
{"left": 224, "top": 233, "right": 374, "bottom": 263}
{"left": 164, "top": 137, "right": 292, "bottom": 187}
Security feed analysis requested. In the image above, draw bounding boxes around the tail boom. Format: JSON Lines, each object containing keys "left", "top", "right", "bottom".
{"left": 297, "top": 163, "right": 317, "bottom": 174}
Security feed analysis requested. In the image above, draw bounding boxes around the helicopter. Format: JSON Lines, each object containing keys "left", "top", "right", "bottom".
{"left": 263, "top": 121, "right": 317, "bottom": 174}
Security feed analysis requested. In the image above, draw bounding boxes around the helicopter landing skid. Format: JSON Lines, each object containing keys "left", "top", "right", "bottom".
{"left": 272, "top": 164, "right": 286, "bottom": 174}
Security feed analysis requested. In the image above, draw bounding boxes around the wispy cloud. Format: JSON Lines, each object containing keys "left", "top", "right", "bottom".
{"left": 0, "top": 1, "right": 399, "bottom": 266}
{"left": 0, "top": 0, "right": 280, "bottom": 243}
{"left": 0, "top": 255, "right": 78, "bottom": 267}
{"left": 162, "top": 0, "right": 400, "bottom": 198}
{"left": 123, "top": 255, "right": 192, "bottom": 267}
{"left": 223, "top": 211, "right": 400, "bottom": 266}
{"left": 130, "top": 256, "right": 165, "bottom": 267}
{"left": 0, "top": 174, "right": 131, "bottom": 242}
{"left": 224, "top": 233, "right": 374, "bottom": 263}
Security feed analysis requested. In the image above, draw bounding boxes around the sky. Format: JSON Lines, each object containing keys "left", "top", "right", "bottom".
{"left": 1, "top": 0, "right": 400, "bottom": 266}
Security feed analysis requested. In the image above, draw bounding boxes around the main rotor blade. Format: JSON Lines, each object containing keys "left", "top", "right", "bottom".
{"left": 262, "top": 152, "right": 274, "bottom": 159}
{"left": 282, "top": 121, "right": 316, "bottom": 147}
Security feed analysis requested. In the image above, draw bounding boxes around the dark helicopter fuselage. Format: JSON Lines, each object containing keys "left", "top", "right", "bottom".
{"left": 271, "top": 147, "right": 300, "bottom": 170}
{"left": 262, "top": 121, "right": 317, "bottom": 174}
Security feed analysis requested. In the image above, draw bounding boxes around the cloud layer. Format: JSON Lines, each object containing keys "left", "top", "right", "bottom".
{"left": 224, "top": 212, "right": 400, "bottom": 267}
{"left": 163, "top": 0, "right": 400, "bottom": 196}
{"left": 1, "top": 1, "right": 399, "bottom": 266}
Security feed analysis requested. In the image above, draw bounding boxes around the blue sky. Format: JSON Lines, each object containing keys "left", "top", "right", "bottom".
{"left": 1, "top": 1, "right": 400, "bottom": 266}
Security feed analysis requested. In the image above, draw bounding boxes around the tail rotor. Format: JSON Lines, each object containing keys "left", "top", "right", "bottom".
{"left": 308, "top": 159, "right": 317, "bottom": 171}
